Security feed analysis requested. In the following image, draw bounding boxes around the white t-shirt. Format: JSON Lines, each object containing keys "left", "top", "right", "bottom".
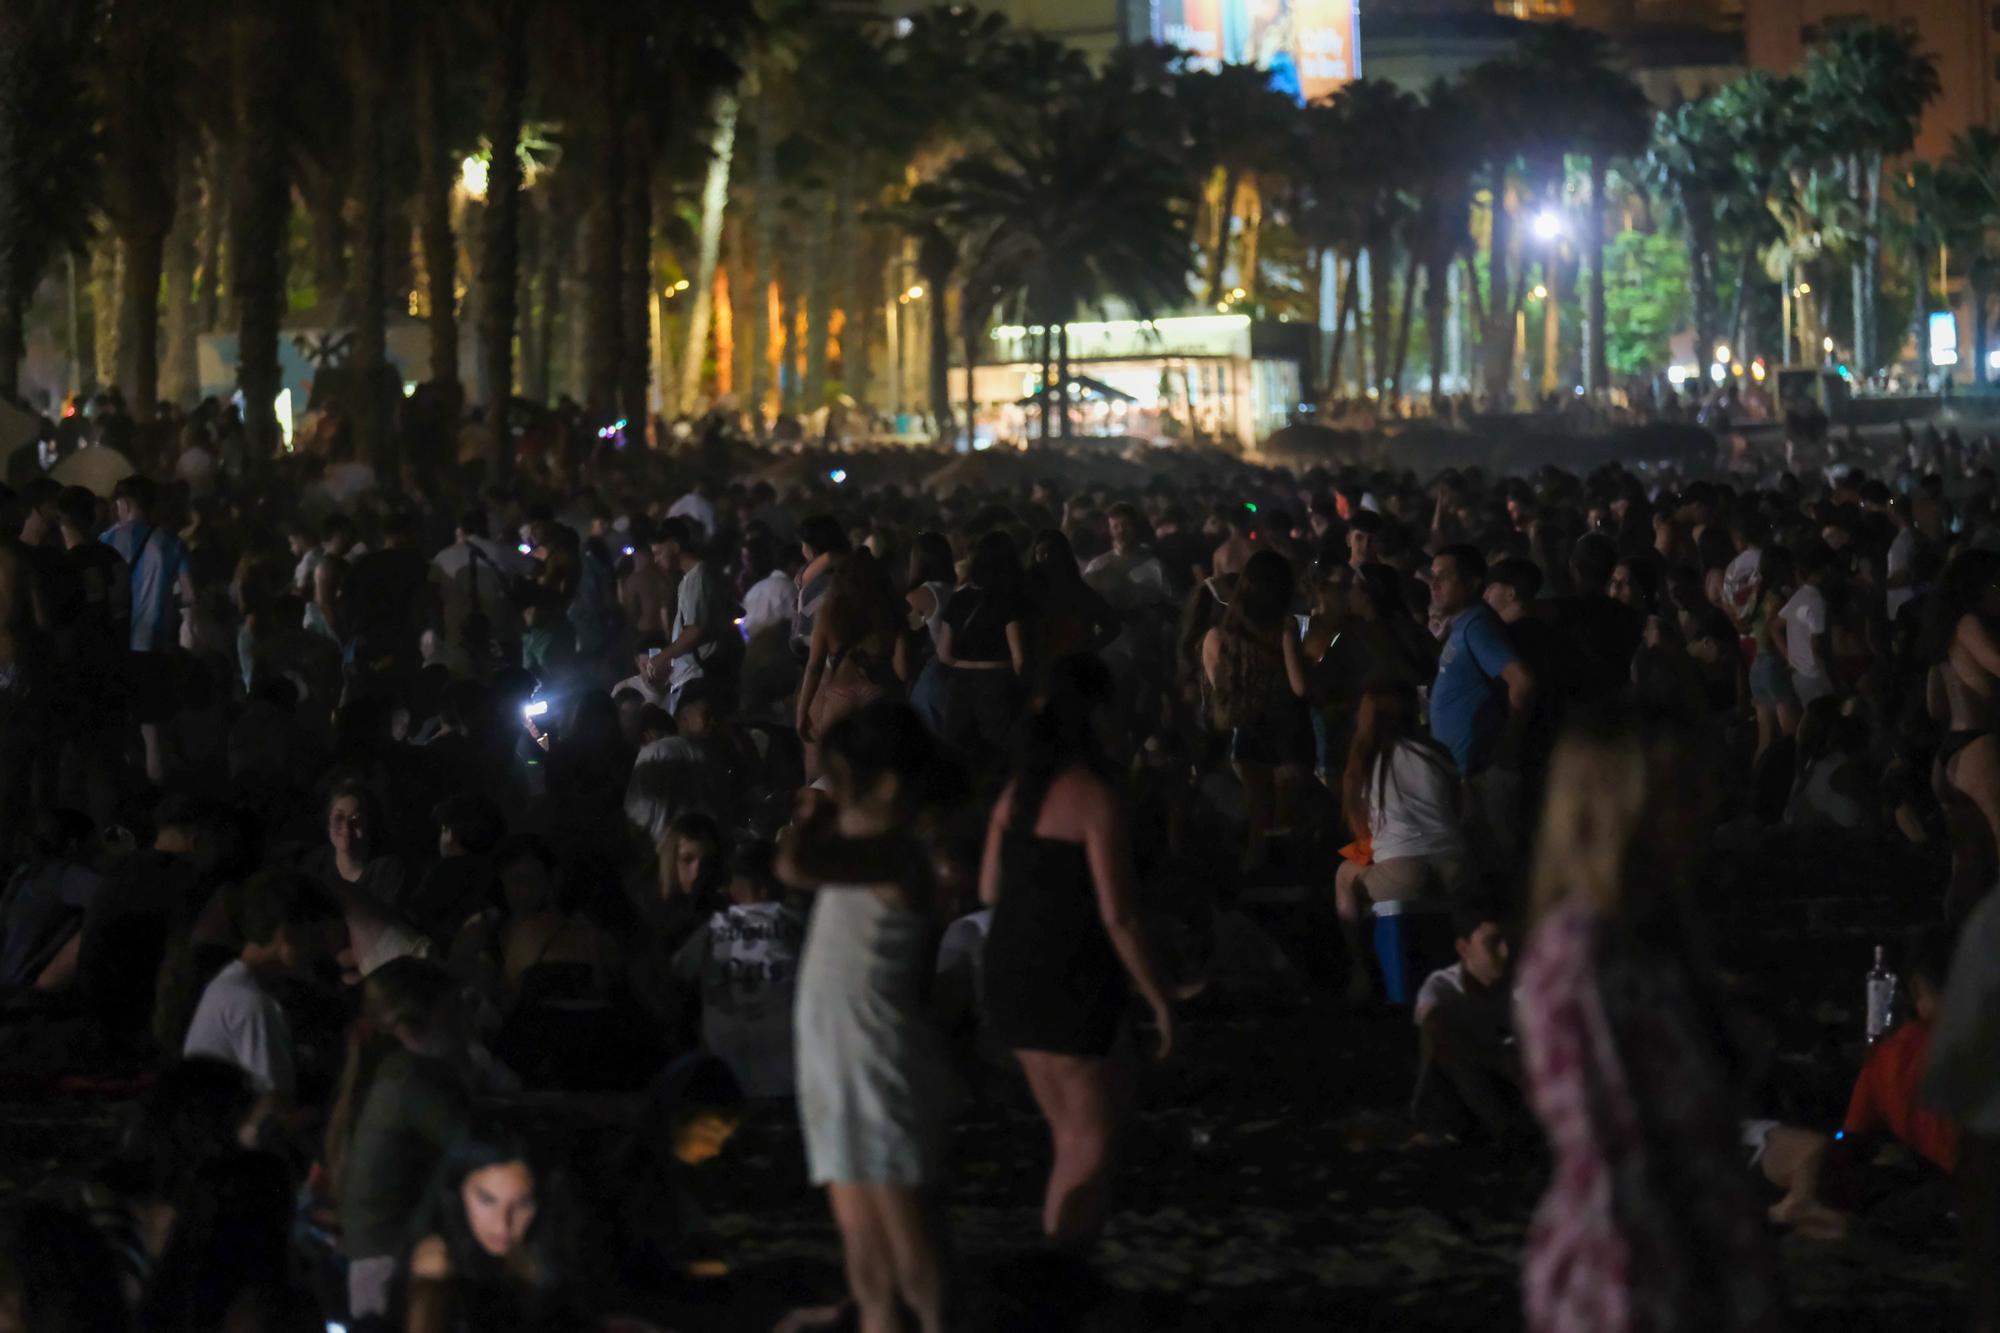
{"left": 1365, "top": 740, "right": 1465, "bottom": 862}
{"left": 1779, "top": 584, "right": 1828, "bottom": 677}
{"left": 670, "top": 561, "right": 723, "bottom": 693}
{"left": 1886, "top": 527, "right": 1918, "bottom": 621}
{"left": 1413, "top": 962, "right": 1469, "bottom": 1026}
{"left": 667, "top": 492, "right": 718, "bottom": 540}
{"left": 674, "top": 901, "right": 805, "bottom": 1098}
{"left": 182, "top": 960, "right": 295, "bottom": 1097}
{"left": 741, "top": 570, "right": 797, "bottom": 640}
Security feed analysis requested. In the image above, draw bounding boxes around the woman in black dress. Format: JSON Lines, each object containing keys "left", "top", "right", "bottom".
{"left": 979, "top": 654, "right": 1173, "bottom": 1245}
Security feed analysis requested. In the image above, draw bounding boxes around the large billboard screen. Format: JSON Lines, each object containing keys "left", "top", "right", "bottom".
{"left": 1153, "top": 1, "right": 1361, "bottom": 103}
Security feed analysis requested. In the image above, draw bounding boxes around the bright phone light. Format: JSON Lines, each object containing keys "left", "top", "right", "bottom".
{"left": 830, "top": 469, "right": 848, "bottom": 484}
{"left": 517, "top": 543, "right": 532, "bottom": 556}
{"left": 523, "top": 700, "right": 549, "bottom": 719}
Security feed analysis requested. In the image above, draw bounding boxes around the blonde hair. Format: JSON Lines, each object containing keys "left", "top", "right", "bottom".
{"left": 1529, "top": 714, "right": 1704, "bottom": 926}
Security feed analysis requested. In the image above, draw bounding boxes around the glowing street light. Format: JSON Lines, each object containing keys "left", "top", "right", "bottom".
{"left": 1823, "top": 335, "right": 1835, "bottom": 353}
{"left": 1531, "top": 209, "right": 1565, "bottom": 242}
{"left": 459, "top": 154, "right": 488, "bottom": 201}
{"left": 905, "top": 285, "right": 925, "bottom": 300}
{"left": 1714, "top": 343, "right": 1731, "bottom": 364}
{"left": 1531, "top": 284, "right": 1548, "bottom": 301}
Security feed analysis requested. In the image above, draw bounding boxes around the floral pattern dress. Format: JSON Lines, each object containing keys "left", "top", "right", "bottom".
{"left": 1516, "top": 901, "right": 1783, "bottom": 1333}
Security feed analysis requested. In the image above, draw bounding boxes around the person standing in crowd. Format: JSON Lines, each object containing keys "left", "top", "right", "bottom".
{"left": 779, "top": 701, "right": 955, "bottom": 1333}
{"left": 797, "top": 549, "right": 903, "bottom": 780}
{"left": 1201, "top": 548, "right": 1311, "bottom": 873}
{"left": 981, "top": 655, "right": 1174, "bottom": 1245}
{"left": 1517, "top": 713, "right": 1780, "bottom": 1333}
{"left": 643, "top": 517, "right": 725, "bottom": 711}
{"left": 100, "top": 475, "right": 193, "bottom": 784}
{"left": 793, "top": 514, "right": 850, "bottom": 659}
{"left": 902, "top": 530, "right": 958, "bottom": 736}
{"left": 939, "top": 530, "right": 1029, "bottom": 762}
{"left": 1429, "top": 544, "right": 1534, "bottom": 868}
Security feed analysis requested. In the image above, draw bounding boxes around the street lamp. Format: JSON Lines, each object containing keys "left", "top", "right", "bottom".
{"left": 1531, "top": 209, "right": 1565, "bottom": 242}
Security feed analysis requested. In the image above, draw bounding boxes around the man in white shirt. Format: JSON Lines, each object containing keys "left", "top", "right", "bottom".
{"left": 183, "top": 870, "right": 343, "bottom": 1099}
{"left": 1884, "top": 495, "right": 1921, "bottom": 623}
{"left": 667, "top": 479, "right": 719, "bottom": 542}
{"left": 1409, "top": 902, "right": 1526, "bottom": 1144}
{"left": 641, "top": 518, "right": 725, "bottom": 711}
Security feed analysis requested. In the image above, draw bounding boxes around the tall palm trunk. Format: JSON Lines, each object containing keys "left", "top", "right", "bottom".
{"left": 163, "top": 140, "right": 200, "bottom": 407}
{"left": 1368, "top": 239, "right": 1393, "bottom": 395}
{"left": 585, "top": 45, "right": 627, "bottom": 427}
{"left": 117, "top": 217, "right": 166, "bottom": 421}
{"left": 961, "top": 317, "right": 978, "bottom": 451}
{"left": 1038, "top": 325, "right": 1053, "bottom": 442}
{"left": 678, "top": 91, "right": 739, "bottom": 412}
{"left": 529, "top": 190, "right": 561, "bottom": 404}
{"left": 1687, "top": 211, "right": 1717, "bottom": 381}
{"left": 479, "top": 0, "right": 529, "bottom": 475}
{"left": 830, "top": 139, "right": 859, "bottom": 412}
{"left": 621, "top": 161, "right": 652, "bottom": 426}
{"left": 1390, "top": 250, "right": 1419, "bottom": 404}
{"left": 232, "top": 7, "right": 289, "bottom": 451}
{"left": 195, "top": 135, "right": 228, "bottom": 335}
{"left": 1973, "top": 269, "right": 1990, "bottom": 388}
{"left": 1482, "top": 179, "right": 1514, "bottom": 399}
{"left": 1584, "top": 155, "right": 1607, "bottom": 395}
{"left": 349, "top": 7, "right": 392, "bottom": 469}
{"left": 781, "top": 276, "right": 802, "bottom": 415}
{"left": 415, "top": 24, "right": 458, "bottom": 394}
{"left": 91, "top": 237, "right": 119, "bottom": 392}
{"left": 1425, "top": 253, "right": 1450, "bottom": 412}
{"left": 1724, "top": 247, "right": 1753, "bottom": 363}
{"left": 747, "top": 93, "right": 774, "bottom": 434}
{"left": 1911, "top": 240, "right": 1929, "bottom": 379}
{"left": 1203, "top": 166, "right": 1241, "bottom": 306}
{"left": 1325, "top": 252, "right": 1359, "bottom": 398}
{"left": 918, "top": 232, "right": 952, "bottom": 441}
{"left": 301, "top": 164, "right": 349, "bottom": 325}
{"left": 804, "top": 194, "right": 832, "bottom": 418}
{"left": 0, "top": 7, "right": 35, "bottom": 403}
{"left": 1056, "top": 322, "right": 1071, "bottom": 440}
{"left": 1461, "top": 252, "right": 1487, "bottom": 384}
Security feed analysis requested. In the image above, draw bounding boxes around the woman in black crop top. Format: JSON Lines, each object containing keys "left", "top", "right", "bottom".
{"left": 938, "top": 531, "right": 1028, "bottom": 759}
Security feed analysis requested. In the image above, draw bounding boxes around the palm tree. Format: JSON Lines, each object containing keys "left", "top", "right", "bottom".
{"left": 0, "top": 2, "right": 97, "bottom": 405}
{"left": 413, "top": 3, "right": 467, "bottom": 401}
{"left": 922, "top": 72, "right": 1193, "bottom": 443}
{"left": 1463, "top": 52, "right": 1541, "bottom": 400}
{"left": 1511, "top": 24, "right": 1650, "bottom": 396}
{"left": 229, "top": 0, "right": 295, "bottom": 452}
{"left": 1937, "top": 128, "right": 2000, "bottom": 385}
{"left": 1803, "top": 23, "right": 1939, "bottom": 377}
{"left": 1179, "top": 60, "right": 1298, "bottom": 308}
{"left": 1895, "top": 162, "right": 1949, "bottom": 380}
{"left": 342, "top": 0, "right": 400, "bottom": 467}
{"left": 477, "top": 0, "right": 531, "bottom": 474}
{"left": 1405, "top": 82, "right": 1478, "bottom": 410}
{"left": 98, "top": 0, "right": 195, "bottom": 422}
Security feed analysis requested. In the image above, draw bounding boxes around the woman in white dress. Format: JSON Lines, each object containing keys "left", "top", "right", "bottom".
{"left": 777, "top": 699, "right": 954, "bottom": 1333}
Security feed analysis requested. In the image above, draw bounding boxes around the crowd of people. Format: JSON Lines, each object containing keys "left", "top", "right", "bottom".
{"left": 1, "top": 396, "right": 1999, "bottom": 1332}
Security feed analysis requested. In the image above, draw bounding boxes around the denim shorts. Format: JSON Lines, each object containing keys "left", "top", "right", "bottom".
{"left": 1748, "top": 654, "right": 1796, "bottom": 708}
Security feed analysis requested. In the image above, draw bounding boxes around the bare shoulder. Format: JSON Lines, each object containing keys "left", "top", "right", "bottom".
{"left": 1047, "top": 766, "right": 1116, "bottom": 815}
{"left": 410, "top": 1234, "right": 452, "bottom": 1280}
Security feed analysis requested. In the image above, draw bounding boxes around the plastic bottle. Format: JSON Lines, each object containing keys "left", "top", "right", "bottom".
{"left": 1865, "top": 945, "right": 1897, "bottom": 1045}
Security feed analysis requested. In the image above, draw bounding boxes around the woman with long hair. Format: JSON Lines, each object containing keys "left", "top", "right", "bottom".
{"left": 407, "top": 1120, "right": 580, "bottom": 1333}
{"left": 1924, "top": 547, "right": 2000, "bottom": 920}
{"left": 1025, "top": 530, "right": 1119, "bottom": 671}
{"left": 902, "top": 531, "right": 959, "bottom": 735}
{"left": 1334, "top": 682, "right": 1469, "bottom": 1002}
{"left": 980, "top": 655, "right": 1173, "bottom": 1245}
{"left": 939, "top": 530, "right": 1029, "bottom": 761}
{"left": 325, "top": 958, "right": 471, "bottom": 1323}
{"left": 798, "top": 548, "right": 905, "bottom": 780}
{"left": 777, "top": 700, "right": 957, "bottom": 1333}
{"left": 1200, "top": 549, "right": 1310, "bottom": 872}
{"left": 1516, "top": 712, "right": 1780, "bottom": 1333}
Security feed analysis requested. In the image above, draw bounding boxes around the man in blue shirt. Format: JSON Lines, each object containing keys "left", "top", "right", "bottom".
{"left": 1428, "top": 544, "right": 1533, "bottom": 776}
{"left": 99, "top": 476, "right": 191, "bottom": 783}
{"left": 99, "top": 475, "right": 190, "bottom": 653}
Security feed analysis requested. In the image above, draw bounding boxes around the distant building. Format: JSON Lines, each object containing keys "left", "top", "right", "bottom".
{"left": 1745, "top": 1, "right": 1997, "bottom": 162}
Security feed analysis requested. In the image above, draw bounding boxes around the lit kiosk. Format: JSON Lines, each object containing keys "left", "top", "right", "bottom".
{"left": 967, "top": 313, "right": 1311, "bottom": 451}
